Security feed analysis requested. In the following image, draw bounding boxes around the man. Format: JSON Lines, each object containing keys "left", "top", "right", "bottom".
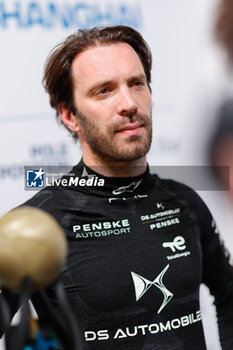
{"left": 209, "top": 0, "right": 233, "bottom": 204}
{"left": 2, "top": 26, "right": 233, "bottom": 349}
{"left": 215, "top": 0, "right": 233, "bottom": 65}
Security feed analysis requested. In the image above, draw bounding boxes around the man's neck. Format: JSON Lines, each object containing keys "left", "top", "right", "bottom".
{"left": 82, "top": 154, "right": 147, "bottom": 178}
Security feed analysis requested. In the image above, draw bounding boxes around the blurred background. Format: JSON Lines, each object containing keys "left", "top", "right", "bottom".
{"left": 1, "top": 0, "right": 233, "bottom": 348}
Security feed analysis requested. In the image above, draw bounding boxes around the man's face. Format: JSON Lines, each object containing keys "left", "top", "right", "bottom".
{"left": 71, "top": 42, "right": 152, "bottom": 163}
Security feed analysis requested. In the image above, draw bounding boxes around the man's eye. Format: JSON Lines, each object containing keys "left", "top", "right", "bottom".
{"left": 97, "top": 88, "right": 109, "bottom": 95}
{"left": 134, "top": 81, "right": 144, "bottom": 86}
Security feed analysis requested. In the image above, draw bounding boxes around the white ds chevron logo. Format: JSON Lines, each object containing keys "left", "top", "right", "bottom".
{"left": 131, "top": 264, "right": 173, "bottom": 314}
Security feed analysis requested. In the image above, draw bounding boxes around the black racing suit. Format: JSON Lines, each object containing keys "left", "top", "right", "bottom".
{"left": 2, "top": 159, "right": 233, "bottom": 349}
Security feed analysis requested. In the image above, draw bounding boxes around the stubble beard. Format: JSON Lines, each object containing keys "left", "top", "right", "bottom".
{"left": 76, "top": 110, "right": 153, "bottom": 163}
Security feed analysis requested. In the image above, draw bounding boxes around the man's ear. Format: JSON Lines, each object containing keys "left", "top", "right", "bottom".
{"left": 57, "top": 104, "right": 81, "bottom": 133}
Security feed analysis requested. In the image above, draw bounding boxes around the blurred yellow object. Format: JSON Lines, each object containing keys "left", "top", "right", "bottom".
{"left": 0, "top": 207, "right": 67, "bottom": 291}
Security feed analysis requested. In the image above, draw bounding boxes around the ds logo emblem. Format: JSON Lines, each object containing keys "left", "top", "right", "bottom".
{"left": 131, "top": 264, "right": 173, "bottom": 314}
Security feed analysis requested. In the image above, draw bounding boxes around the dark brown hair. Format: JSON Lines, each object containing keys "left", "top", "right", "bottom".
{"left": 42, "top": 25, "right": 152, "bottom": 140}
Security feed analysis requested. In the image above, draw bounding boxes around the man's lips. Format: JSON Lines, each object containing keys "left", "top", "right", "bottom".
{"left": 116, "top": 123, "right": 143, "bottom": 136}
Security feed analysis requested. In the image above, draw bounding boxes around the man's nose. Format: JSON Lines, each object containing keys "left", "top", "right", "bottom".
{"left": 116, "top": 87, "right": 138, "bottom": 116}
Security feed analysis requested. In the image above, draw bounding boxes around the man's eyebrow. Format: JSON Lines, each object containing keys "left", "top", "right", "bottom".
{"left": 128, "top": 73, "right": 147, "bottom": 83}
{"left": 87, "top": 74, "right": 147, "bottom": 95}
{"left": 87, "top": 79, "right": 116, "bottom": 94}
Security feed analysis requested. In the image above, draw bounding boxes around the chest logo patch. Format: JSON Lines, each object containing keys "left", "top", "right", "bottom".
{"left": 131, "top": 264, "right": 173, "bottom": 314}
{"left": 112, "top": 180, "right": 142, "bottom": 195}
{"left": 162, "top": 236, "right": 186, "bottom": 252}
